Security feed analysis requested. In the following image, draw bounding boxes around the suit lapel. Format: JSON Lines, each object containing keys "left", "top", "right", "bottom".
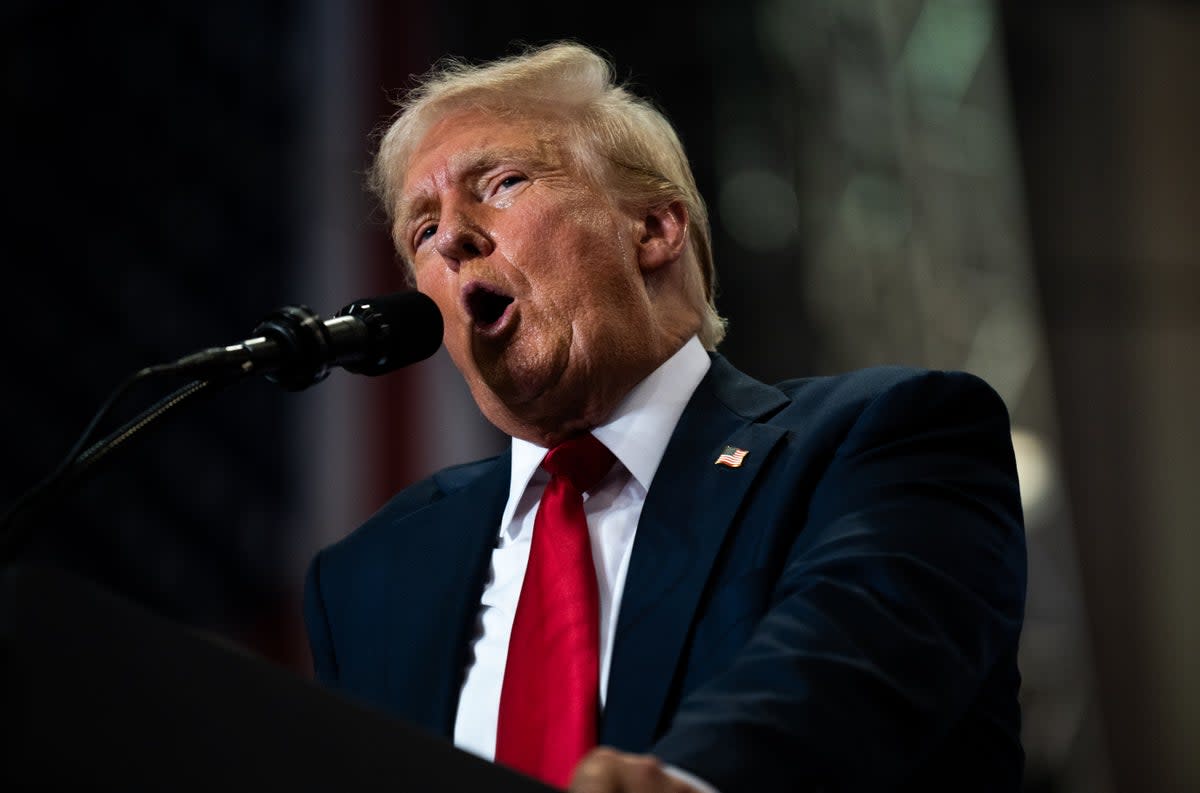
{"left": 602, "top": 357, "right": 789, "bottom": 750}
{"left": 383, "top": 454, "right": 510, "bottom": 737}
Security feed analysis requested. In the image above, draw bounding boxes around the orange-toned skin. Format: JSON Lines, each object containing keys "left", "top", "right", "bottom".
{"left": 398, "top": 111, "right": 700, "bottom": 448}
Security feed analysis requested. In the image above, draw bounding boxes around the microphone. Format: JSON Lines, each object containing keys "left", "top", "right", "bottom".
{"left": 165, "top": 291, "right": 444, "bottom": 390}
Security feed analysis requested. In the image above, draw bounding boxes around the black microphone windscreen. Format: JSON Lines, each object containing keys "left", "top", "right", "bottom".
{"left": 337, "top": 291, "right": 444, "bottom": 376}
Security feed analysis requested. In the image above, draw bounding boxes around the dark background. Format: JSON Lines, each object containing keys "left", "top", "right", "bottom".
{"left": 4, "top": 2, "right": 1198, "bottom": 791}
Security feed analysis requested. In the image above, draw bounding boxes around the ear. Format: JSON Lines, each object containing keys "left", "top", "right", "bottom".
{"left": 635, "top": 200, "right": 689, "bottom": 273}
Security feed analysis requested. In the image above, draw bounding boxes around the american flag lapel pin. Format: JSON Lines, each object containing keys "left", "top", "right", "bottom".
{"left": 714, "top": 445, "right": 749, "bottom": 468}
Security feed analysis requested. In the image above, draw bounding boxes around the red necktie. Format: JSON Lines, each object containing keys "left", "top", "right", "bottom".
{"left": 495, "top": 434, "right": 616, "bottom": 789}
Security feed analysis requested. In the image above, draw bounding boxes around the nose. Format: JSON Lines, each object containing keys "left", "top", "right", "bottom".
{"left": 434, "top": 211, "right": 493, "bottom": 271}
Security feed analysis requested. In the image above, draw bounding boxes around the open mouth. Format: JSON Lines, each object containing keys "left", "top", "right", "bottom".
{"left": 464, "top": 282, "right": 515, "bottom": 331}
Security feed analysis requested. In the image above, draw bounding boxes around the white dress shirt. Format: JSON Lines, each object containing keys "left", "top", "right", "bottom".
{"left": 453, "top": 336, "right": 714, "bottom": 789}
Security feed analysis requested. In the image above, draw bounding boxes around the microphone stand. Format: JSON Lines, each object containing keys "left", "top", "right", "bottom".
{"left": 0, "top": 291, "right": 443, "bottom": 568}
{"left": 0, "top": 298, "right": 351, "bottom": 567}
{"left": 0, "top": 368, "right": 238, "bottom": 567}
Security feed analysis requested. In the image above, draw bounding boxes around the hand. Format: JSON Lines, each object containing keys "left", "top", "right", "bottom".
{"left": 568, "top": 747, "right": 704, "bottom": 793}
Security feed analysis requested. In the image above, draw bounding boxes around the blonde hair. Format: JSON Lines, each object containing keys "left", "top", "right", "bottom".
{"left": 369, "top": 41, "right": 726, "bottom": 349}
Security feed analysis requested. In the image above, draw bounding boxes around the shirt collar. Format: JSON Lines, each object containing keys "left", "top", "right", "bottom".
{"left": 501, "top": 336, "right": 711, "bottom": 536}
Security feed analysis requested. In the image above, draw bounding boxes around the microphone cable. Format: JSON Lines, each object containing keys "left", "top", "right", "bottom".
{"left": 0, "top": 290, "right": 442, "bottom": 567}
{"left": 0, "top": 367, "right": 218, "bottom": 565}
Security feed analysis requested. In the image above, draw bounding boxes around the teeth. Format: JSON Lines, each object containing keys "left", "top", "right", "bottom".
{"left": 466, "top": 286, "right": 514, "bottom": 327}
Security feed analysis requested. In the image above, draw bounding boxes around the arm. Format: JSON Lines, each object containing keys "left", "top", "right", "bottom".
{"left": 651, "top": 371, "right": 1026, "bottom": 791}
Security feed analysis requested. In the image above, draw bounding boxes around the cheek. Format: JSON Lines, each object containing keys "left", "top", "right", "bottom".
{"left": 537, "top": 210, "right": 630, "bottom": 284}
{"left": 415, "top": 264, "right": 450, "bottom": 307}
{"left": 414, "top": 273, "right": 455, "bottom": 338}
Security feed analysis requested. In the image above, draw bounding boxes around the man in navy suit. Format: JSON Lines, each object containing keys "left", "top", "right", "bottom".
{"left": 304, "top": 42, "right": 1026, "bottom": 792}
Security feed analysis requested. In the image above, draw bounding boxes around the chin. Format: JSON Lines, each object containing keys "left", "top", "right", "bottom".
{"left": 476, "top": 329, "right": 569, "bottom": 396}
{"left": 479, "top": 365, "right": 551, "bottom": 412}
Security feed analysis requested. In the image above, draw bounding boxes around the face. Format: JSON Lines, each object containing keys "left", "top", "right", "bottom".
{"left": 397, "top": 111, "right": 677, "bottom": 445}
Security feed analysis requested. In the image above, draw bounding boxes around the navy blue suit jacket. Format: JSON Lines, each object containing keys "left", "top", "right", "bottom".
{"left": 304, "top": 357, "right": 1027, "bottom": 792}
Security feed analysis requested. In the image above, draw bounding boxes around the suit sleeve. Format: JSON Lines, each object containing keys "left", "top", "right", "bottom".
{"left": 303, "top": 550, "right": 340, "bottom": 685}
{"left": 652, "top": 371, "right": 1027, "bottom": 791}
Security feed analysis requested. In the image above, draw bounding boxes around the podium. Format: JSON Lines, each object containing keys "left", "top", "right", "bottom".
{"left": 1, "top": 563, "right": 556, "bottom": 792}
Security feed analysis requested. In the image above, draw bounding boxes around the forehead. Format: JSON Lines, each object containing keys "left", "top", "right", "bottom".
{"left": 402, "top": 111, "right": 568, "bottom": 194}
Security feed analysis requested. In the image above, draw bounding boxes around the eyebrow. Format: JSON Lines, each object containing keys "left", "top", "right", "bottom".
{"left": 395, "top": 142, "right": 559, "bottom": 239}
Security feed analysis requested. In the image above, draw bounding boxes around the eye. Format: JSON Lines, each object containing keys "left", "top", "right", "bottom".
{"left": 497, "top": 174, "right": 526, "bottom": 190}
{"left": 415, "top": 223, "right": 437, "bottom": 248}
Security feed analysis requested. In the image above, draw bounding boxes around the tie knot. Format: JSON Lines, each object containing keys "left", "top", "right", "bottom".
{"left": 541, "top": 434, "right": 615, "bottom": 494}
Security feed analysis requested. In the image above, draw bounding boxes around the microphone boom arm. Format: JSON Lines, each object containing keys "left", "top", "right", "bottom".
{"left": 0, "top": 372, "right": 224, "bottom": 566}
{"left": 0, "top": 290, "right": 443, "bottom": 567}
